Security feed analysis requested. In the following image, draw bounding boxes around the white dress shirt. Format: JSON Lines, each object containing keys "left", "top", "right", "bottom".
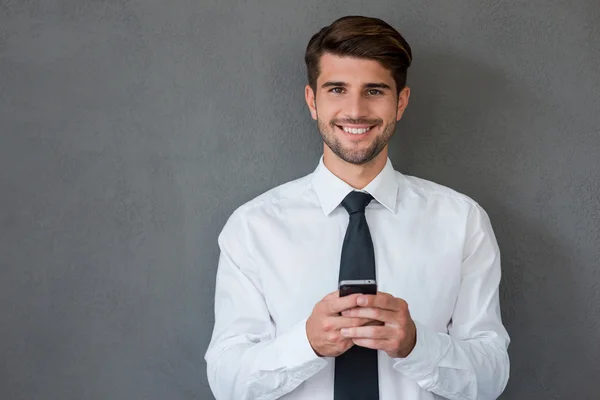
{"left": 205, "top": 156, "right": 510, "bottom": 400}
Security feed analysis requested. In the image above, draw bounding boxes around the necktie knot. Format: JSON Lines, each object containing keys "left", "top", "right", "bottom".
{"left": 341, "top": 191, "right": 373, "bottom": 215}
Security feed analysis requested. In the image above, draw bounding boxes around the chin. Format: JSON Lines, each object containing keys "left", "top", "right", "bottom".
{"left": 337, "top": 150, "right": 380, "bottom": 165}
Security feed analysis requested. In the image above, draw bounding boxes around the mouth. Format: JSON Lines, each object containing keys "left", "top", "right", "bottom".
{"left": 335, "top": 124, "right": 378, "bottom": 139}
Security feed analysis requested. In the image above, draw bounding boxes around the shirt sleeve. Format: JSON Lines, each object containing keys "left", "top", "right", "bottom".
{"left": 204, "top": 210, "right": 328, "bottom": 400}
{"left": 392, "top": 203, "right": 511, "bottom": 400}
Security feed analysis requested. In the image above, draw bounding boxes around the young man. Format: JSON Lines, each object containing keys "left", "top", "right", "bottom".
{"left": 205, "top": 15, "right": 510, "bottom": 400}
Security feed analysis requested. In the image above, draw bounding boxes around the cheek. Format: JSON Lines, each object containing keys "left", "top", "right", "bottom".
{"left": 378, "top": 102, "right": 400, "bottom": 119}
{"left": 315, "top": 102, "right": 335, "bottom": 121}
{"left": 345, "top": 98, "right": 395, "bottom": 120}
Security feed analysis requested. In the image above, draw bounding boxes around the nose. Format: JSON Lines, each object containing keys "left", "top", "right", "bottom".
{"left": 343, "top": 92, "right": 369, "bottom": 120}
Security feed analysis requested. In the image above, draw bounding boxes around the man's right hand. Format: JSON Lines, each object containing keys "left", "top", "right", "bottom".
{"left": 306, "top": 290, "right": 373, "bottom": 357}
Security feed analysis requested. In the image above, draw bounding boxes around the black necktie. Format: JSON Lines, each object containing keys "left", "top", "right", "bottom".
{"left": 334, "top": 191, "right": 379, "bottom": 400}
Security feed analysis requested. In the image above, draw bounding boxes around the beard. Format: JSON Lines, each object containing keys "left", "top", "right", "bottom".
{"left": 317, "top": 116, "right": 396, "bottom": 165}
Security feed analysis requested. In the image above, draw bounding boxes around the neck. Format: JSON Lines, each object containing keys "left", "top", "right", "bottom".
{"left": 322, "top": 146, "right": 388, "bottom": 190}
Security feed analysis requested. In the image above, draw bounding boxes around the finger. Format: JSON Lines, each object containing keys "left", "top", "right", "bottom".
{"left": 357, "top": 293, "right": 407, "bottom": 311}
{"left": 341, "top": 307, "right": 396, "bottom": 322}
{"left": 326, "top": 293, "right": 361, "bottom": 314}
{"left": 351, "top": 338, "right": 390, "bottom": 351}
{"left": 331, "top": 317, "right": 374, "bottom": 330}
{"left": 362, "top": 319, "right": 385, "bottom": 327}
{"left": 340, "top": 325, "right": 391, "bottom": 339}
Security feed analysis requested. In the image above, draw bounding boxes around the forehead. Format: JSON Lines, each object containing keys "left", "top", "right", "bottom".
{"left": 317, "top": 53, "right": 395, "bottom": 86}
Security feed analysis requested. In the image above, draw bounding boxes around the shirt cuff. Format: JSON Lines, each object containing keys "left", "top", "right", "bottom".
{"left": 392, "top": 320, "right": 450, "bottom": 380}
{"left": 275, "top": 317, "right": 328, "bottom": 371}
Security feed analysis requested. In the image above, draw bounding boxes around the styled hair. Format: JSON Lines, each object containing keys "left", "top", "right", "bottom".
{"left": 304, "top": 16, "right": 413, "bottom": 95}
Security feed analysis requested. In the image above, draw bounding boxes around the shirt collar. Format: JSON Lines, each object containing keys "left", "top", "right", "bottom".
{"left": 311, "top": 155, "right": 399, "bottom": 216}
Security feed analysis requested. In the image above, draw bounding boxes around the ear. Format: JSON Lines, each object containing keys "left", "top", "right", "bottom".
{"left": 305, "top": 84, "right": 317, "bottom": 120}
{"left": 396, "top": 86, "right": 411, "bottom": 121}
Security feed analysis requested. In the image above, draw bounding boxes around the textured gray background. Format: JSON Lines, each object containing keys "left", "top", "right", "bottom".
{"left": 1, "top": 0, "right": 599, "bottom": 399}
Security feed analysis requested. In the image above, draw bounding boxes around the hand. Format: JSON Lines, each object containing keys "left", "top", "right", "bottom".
{"left": 340, "top": 292, "right": 417, "bottom": 358}
{"left": 306, "top": 290, "right": 375, "bottom": 357}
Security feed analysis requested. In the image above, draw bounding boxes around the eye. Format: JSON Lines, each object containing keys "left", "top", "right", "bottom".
{"left": 367, "top": 89, "right": 383, "bottom": 96}
{"left": 329, "top": 87, "right": 345, "bottom": 94}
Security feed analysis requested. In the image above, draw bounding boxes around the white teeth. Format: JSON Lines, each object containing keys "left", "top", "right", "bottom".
{"left": 342, "top": 127, "right": 371, "bottom": 134}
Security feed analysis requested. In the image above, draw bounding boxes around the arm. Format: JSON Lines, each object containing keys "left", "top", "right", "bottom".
{"left": 393, "top": 203, "right": 511, "bottom": 399}
{"left": 204, "top": 211, "right": 327, "bottom": 400}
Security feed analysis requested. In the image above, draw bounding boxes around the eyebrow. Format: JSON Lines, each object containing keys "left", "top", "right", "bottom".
{"left": 321, "top": 81, "right": 392, "bottom": 90}
{"left": 364, "top": 83, "right": 392, "bottom": 90}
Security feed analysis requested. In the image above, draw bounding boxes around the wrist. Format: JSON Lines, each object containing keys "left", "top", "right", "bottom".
{"left": 391, "top": 320, "right": 417, "bottom": 358}
{"left": 401, "top": 328, "right": 417, "bottom": 357}
{"left": 306, "top": 320, "right": 324, "bottom": 357}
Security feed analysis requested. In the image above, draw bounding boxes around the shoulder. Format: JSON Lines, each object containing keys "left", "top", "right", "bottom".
{"left": 398, "top": 171, "right": 480, "bottom": 208}
{"left": 219, "top": 172, "right": 314, "bottom": 238}
{"left": 396, "top": 172, "right": 495, "bottom": 234}
{"left": 395, "top": 171, "right": 492, "bottom": 224}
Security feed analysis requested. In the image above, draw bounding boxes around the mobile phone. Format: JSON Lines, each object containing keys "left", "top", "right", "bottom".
{"left": 339, "top": 279, "right": 377, "bottom": 297}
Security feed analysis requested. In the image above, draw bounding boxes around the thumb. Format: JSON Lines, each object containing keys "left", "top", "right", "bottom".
{"left": 322, "top": 289, "right": 340, "bottom": 300}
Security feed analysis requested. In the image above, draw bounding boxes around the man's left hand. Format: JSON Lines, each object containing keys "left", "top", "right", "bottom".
{"left": 340, "top": 292, "right": 417, "bottom": 358}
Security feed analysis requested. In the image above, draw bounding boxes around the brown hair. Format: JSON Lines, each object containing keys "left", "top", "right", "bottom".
{"left": 304, "top": 16, "right": 413, "bottom": 95}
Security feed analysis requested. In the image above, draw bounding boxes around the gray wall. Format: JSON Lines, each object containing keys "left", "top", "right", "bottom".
{"left": 1, "top": 0, "right": 598, "bottom": 399}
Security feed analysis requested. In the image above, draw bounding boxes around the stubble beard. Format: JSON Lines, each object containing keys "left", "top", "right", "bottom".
{"left": 316, "top": 117, "right": 396, "bottom": 165}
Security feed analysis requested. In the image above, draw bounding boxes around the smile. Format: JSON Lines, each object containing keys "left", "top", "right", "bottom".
{"left": 335, "top": 125, "right": 377, "bottom": 136}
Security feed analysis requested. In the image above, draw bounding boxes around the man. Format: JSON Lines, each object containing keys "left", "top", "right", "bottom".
{"left": 205, "top": 15, "right": 510, "bottom": 400}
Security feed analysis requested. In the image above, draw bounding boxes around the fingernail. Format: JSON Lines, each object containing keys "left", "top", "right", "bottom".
{"left": 341, "top": 328, "right": 348, "bottom": 336}
{"left": 357, "top": 296, "right": 366, "bottom": 305}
